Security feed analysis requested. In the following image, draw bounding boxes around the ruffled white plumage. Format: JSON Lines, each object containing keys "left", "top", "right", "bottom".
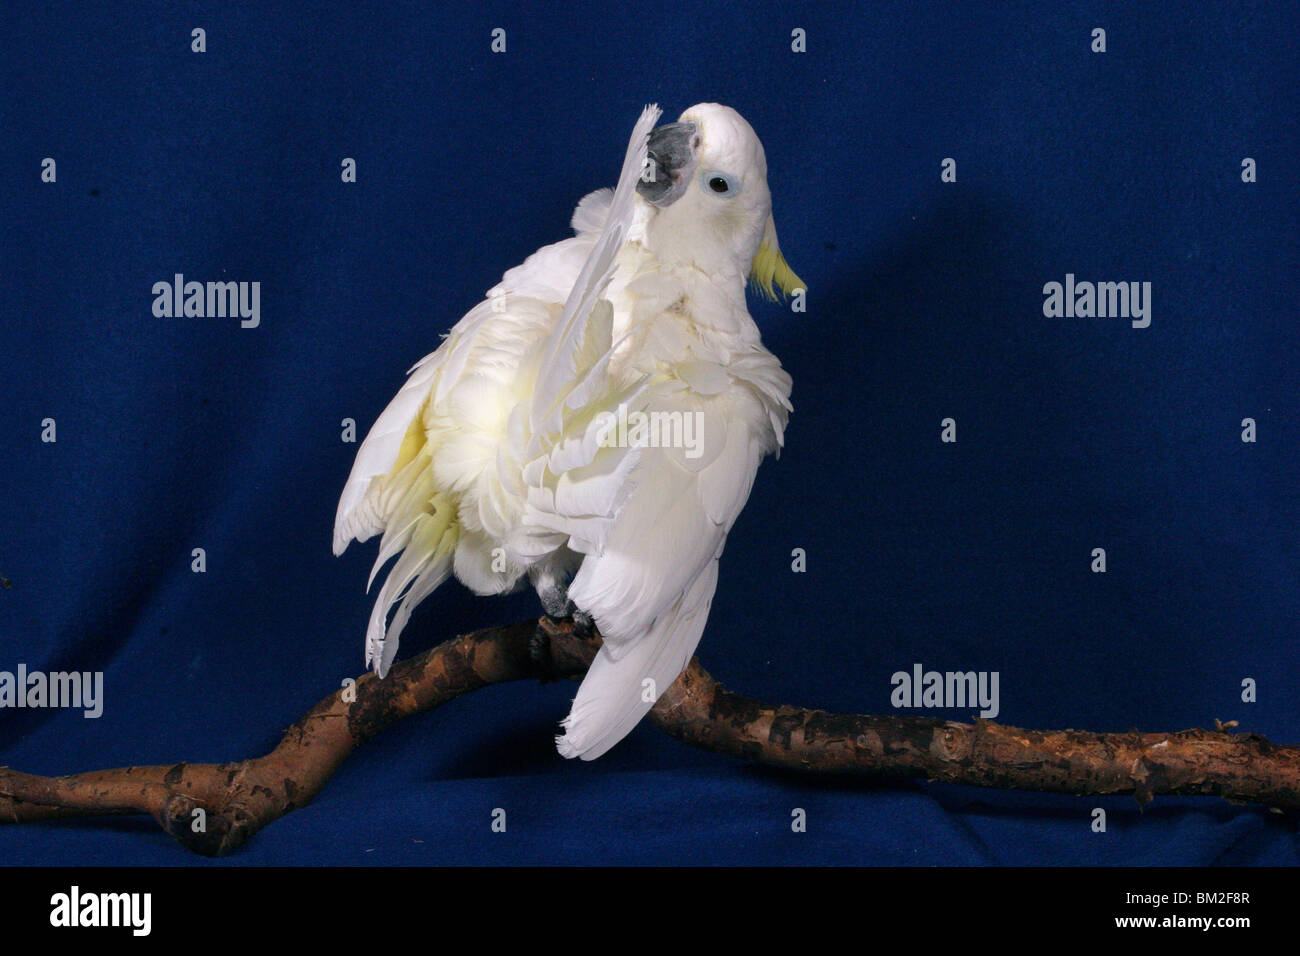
{"left": 334, "top": 103, "right": 795, "bottom": 761}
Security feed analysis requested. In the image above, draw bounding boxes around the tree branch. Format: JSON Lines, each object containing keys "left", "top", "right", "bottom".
{"left": 1, "top": 617, "right": 1295, "bottom": 856}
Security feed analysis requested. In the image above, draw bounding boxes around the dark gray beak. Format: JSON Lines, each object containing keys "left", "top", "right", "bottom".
{"left": 637, "top": 122, "right": 698, "bottom": 207}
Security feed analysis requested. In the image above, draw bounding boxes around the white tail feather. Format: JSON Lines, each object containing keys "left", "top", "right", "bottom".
{"left": 556, "top": 560, "right": 719, "bottom": 760}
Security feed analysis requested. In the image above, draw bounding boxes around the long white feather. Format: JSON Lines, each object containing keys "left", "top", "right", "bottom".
{"left": 528, "top": 105, "right": 660, "bottom": 452}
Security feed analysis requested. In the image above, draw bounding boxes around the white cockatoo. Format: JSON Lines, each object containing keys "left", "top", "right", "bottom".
{"left": 334, "top": 103, "right": 802, "bottom": 759}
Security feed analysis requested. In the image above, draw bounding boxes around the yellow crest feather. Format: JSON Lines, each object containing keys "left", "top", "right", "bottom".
{"left": 748, "top": 216, "right": 804, "bottom": 301}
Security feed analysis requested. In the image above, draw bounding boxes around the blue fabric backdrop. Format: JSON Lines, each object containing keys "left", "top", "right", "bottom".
{"left": 1, "top": 1, "right": 1297, "bottom": 865}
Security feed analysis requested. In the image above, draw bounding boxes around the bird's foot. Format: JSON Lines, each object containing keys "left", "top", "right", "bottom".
{"left": 538, "top": 585, "right": 572, "bottom": 620}
{"left": 530, "top": 618, "right": 558, "bottom": 680}
{"left": 572, "top": 608, "right": 595, "bottom": 639}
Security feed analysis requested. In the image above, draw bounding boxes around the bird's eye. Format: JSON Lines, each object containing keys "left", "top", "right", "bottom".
{"left": 701, "top": 170, "right": 736, "bottom": 197}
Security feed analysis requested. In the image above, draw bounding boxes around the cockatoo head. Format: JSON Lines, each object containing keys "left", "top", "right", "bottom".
{"left": 636, "top": 103, "right": 803, "bottom": 300}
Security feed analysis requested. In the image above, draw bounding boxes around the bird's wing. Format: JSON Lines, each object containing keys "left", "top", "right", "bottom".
{"left": 334, "top": 284, "right": 577, "bottom": 674}
{"left": 554, "top": 380, "right": 776, "bottom": 760}
{"left": 333, "top": 105, "right": 655, "bottom": 557}
{"left": 333, "top": 106, "right": 661, "bottom": 676}
{"left": 332, "top": 338, "right": 449, "bottom": 557}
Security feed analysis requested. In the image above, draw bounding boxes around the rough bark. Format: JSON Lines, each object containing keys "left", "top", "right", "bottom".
{"left": 1, "top": 617, "right": 1294, "bottom": 856}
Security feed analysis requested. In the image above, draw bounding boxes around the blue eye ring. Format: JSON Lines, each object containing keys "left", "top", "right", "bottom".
{"left": 701, "top": 170, "right": 736, "bottom": 197}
